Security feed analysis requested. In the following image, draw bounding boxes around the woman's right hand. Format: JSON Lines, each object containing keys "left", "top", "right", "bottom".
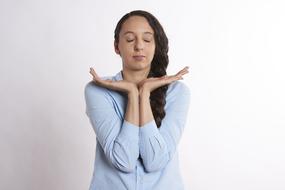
{"left": 89, "top": 67, "right": 138, "bottom": 94}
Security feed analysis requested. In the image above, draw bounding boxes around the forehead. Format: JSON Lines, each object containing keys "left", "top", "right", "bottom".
{"left": 120, "top": 16, "right": 154, "bottom": 35}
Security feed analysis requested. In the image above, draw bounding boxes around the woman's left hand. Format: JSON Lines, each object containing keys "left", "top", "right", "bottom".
{"left": 138, "top": 66, "right": 189, "bottom": 94}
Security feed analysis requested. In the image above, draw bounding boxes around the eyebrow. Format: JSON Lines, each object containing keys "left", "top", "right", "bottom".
{"left": 123, "top": 31, "right": 153, "bottom": 36}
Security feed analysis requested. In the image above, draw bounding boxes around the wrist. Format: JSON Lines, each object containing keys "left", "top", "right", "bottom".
{"left": 139, "top": 87, "right": 150, "bottom": 98}
{"left": 128, "top": 87, "right": 139, "bottom": 98}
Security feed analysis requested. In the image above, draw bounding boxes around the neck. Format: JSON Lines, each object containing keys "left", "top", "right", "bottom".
{"left": 121, "top": 68, "right": 150, "bottom": 85}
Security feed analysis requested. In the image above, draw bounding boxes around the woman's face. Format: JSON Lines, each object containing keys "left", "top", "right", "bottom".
{"left": 115, "top": 16, "right": 156, "bottom": 73}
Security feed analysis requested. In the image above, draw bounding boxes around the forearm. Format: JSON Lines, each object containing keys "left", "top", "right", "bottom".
{"left": 125, "top": 89, "right": 140, "bottom": 126}
{"left": 139, "top": 89, "right": 154, "bottom": 126}
{"left": 138, "top": 88, "right": 169, "bottom": 172}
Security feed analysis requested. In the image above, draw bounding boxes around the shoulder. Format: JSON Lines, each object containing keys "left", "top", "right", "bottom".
{"left": 84, "top": 75, "right": 113, "bottom": 95}
{"left": 84, "top": 76, "right": 114, "bottom": 104}
{"left": 84, "top": 81, "right": 106, "bottom": 99}
{"left": 84, "top": 80, "right": 106, "bottom": 95}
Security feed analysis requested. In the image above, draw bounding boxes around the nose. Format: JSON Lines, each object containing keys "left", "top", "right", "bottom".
{"left": 134, "top": 39, "right": 143, "bottom": 51}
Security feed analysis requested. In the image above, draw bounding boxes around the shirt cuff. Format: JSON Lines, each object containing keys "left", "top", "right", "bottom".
{"left": 119, "top": 120, "right": 139, "bottom": 141}
{"left": 140, "top": 120, "right": 159, "bottom": 138}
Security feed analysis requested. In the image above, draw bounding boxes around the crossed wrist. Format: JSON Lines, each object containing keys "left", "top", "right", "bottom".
{"left": 139, "top": 87, "right": 150, "bottom": 98}
{"left": 127, "top": 88, "right": 139, "bottom": 97}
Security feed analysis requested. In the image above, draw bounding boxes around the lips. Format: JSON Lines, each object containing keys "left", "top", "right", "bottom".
{"left": 133, "top": 55, "right": 145, "bottom": 61}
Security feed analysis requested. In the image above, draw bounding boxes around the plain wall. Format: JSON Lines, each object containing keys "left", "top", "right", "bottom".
{"left": 1, "top": 0, "right": 284, "bottom": 190}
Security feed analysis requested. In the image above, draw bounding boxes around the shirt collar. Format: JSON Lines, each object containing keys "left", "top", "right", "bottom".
{"left": 114, "top": 70, "right": 123, "bottom": 81}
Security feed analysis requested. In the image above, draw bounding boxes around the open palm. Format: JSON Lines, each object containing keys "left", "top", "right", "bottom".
{"left": 138, "top": 66, "right": 189, "bottom": 92}
{"left": 89, "top": 67, "right": 137, "bottom": 93}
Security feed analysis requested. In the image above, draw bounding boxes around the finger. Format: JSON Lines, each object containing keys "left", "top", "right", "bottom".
{"left": 174, "top": 69, "right": 187, "bottom": 77}
{"left": 180, "top": 69, "right": 189, "bottom": 76}
{"left": 164, "top": 75, "right": 180, "bottom": 83}
{"left": 171, "top": 73, "right": 184, "bottom": 81}
{"left": 90, "top": 68, "right": 106, "bottom": 85}
{"left": 89, "top": 67, "right": 96, "bottom": 76}
{"left": 89, "top": 67, "right": 101, "bottom": 80}
{"left": 94, "top": 77, "right": 113, "bottom": 87}
{"left": 176, "top": 67, "right": 189, "bottom": 77}
{"left": 177, "top": 66, "right": 189, "bottom": 75}
{"left": 89, "top": 67, "right": 97, "bottom": 75}
{"left": 165, "top": 67, "right": 189, "bottom": 83}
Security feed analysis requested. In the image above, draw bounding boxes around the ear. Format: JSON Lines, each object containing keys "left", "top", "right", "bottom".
{"left": 114, "top": 41, "right": 120, "bottom": 55}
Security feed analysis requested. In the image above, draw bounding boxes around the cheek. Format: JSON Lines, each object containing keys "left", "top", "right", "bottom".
{"left": 145, "top": 41, "right": 154, "bottom": 50}
{"left": 118, "top": 44, "right": 132, "bottom": 56}
{"left": 148, "top": 45, "right": 155, "bottom": 56}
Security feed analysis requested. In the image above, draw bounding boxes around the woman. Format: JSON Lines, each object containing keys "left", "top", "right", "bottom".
{"left": 84, "top": 10, "right": 190, "bottom": 190}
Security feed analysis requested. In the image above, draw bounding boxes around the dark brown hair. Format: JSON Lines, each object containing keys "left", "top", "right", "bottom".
{"left": 114, "top": 10, "right": 169, "bottom": 128}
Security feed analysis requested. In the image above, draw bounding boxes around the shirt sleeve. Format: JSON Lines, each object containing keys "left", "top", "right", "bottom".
{"left": 84, "top": 81, "right": 139, "bottom": 173}
{"left": 139, "top": 82, "right": 191, "bottom": 173}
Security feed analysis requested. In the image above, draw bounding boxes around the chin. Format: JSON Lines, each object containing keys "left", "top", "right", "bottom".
{"left": 130, "top": 64, "right": 151, "bottom": 71}
{"left": 124, "top": 60, "right": 151, "bottom": 70}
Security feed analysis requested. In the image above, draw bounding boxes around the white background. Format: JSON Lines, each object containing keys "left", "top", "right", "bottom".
{"left": 1, "top": 0, "right": 285, "bottom": 190}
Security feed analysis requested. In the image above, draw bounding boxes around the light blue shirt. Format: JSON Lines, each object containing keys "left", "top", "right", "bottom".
{"left": 84, "top": 71, "right": 191, "bottom": 190}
